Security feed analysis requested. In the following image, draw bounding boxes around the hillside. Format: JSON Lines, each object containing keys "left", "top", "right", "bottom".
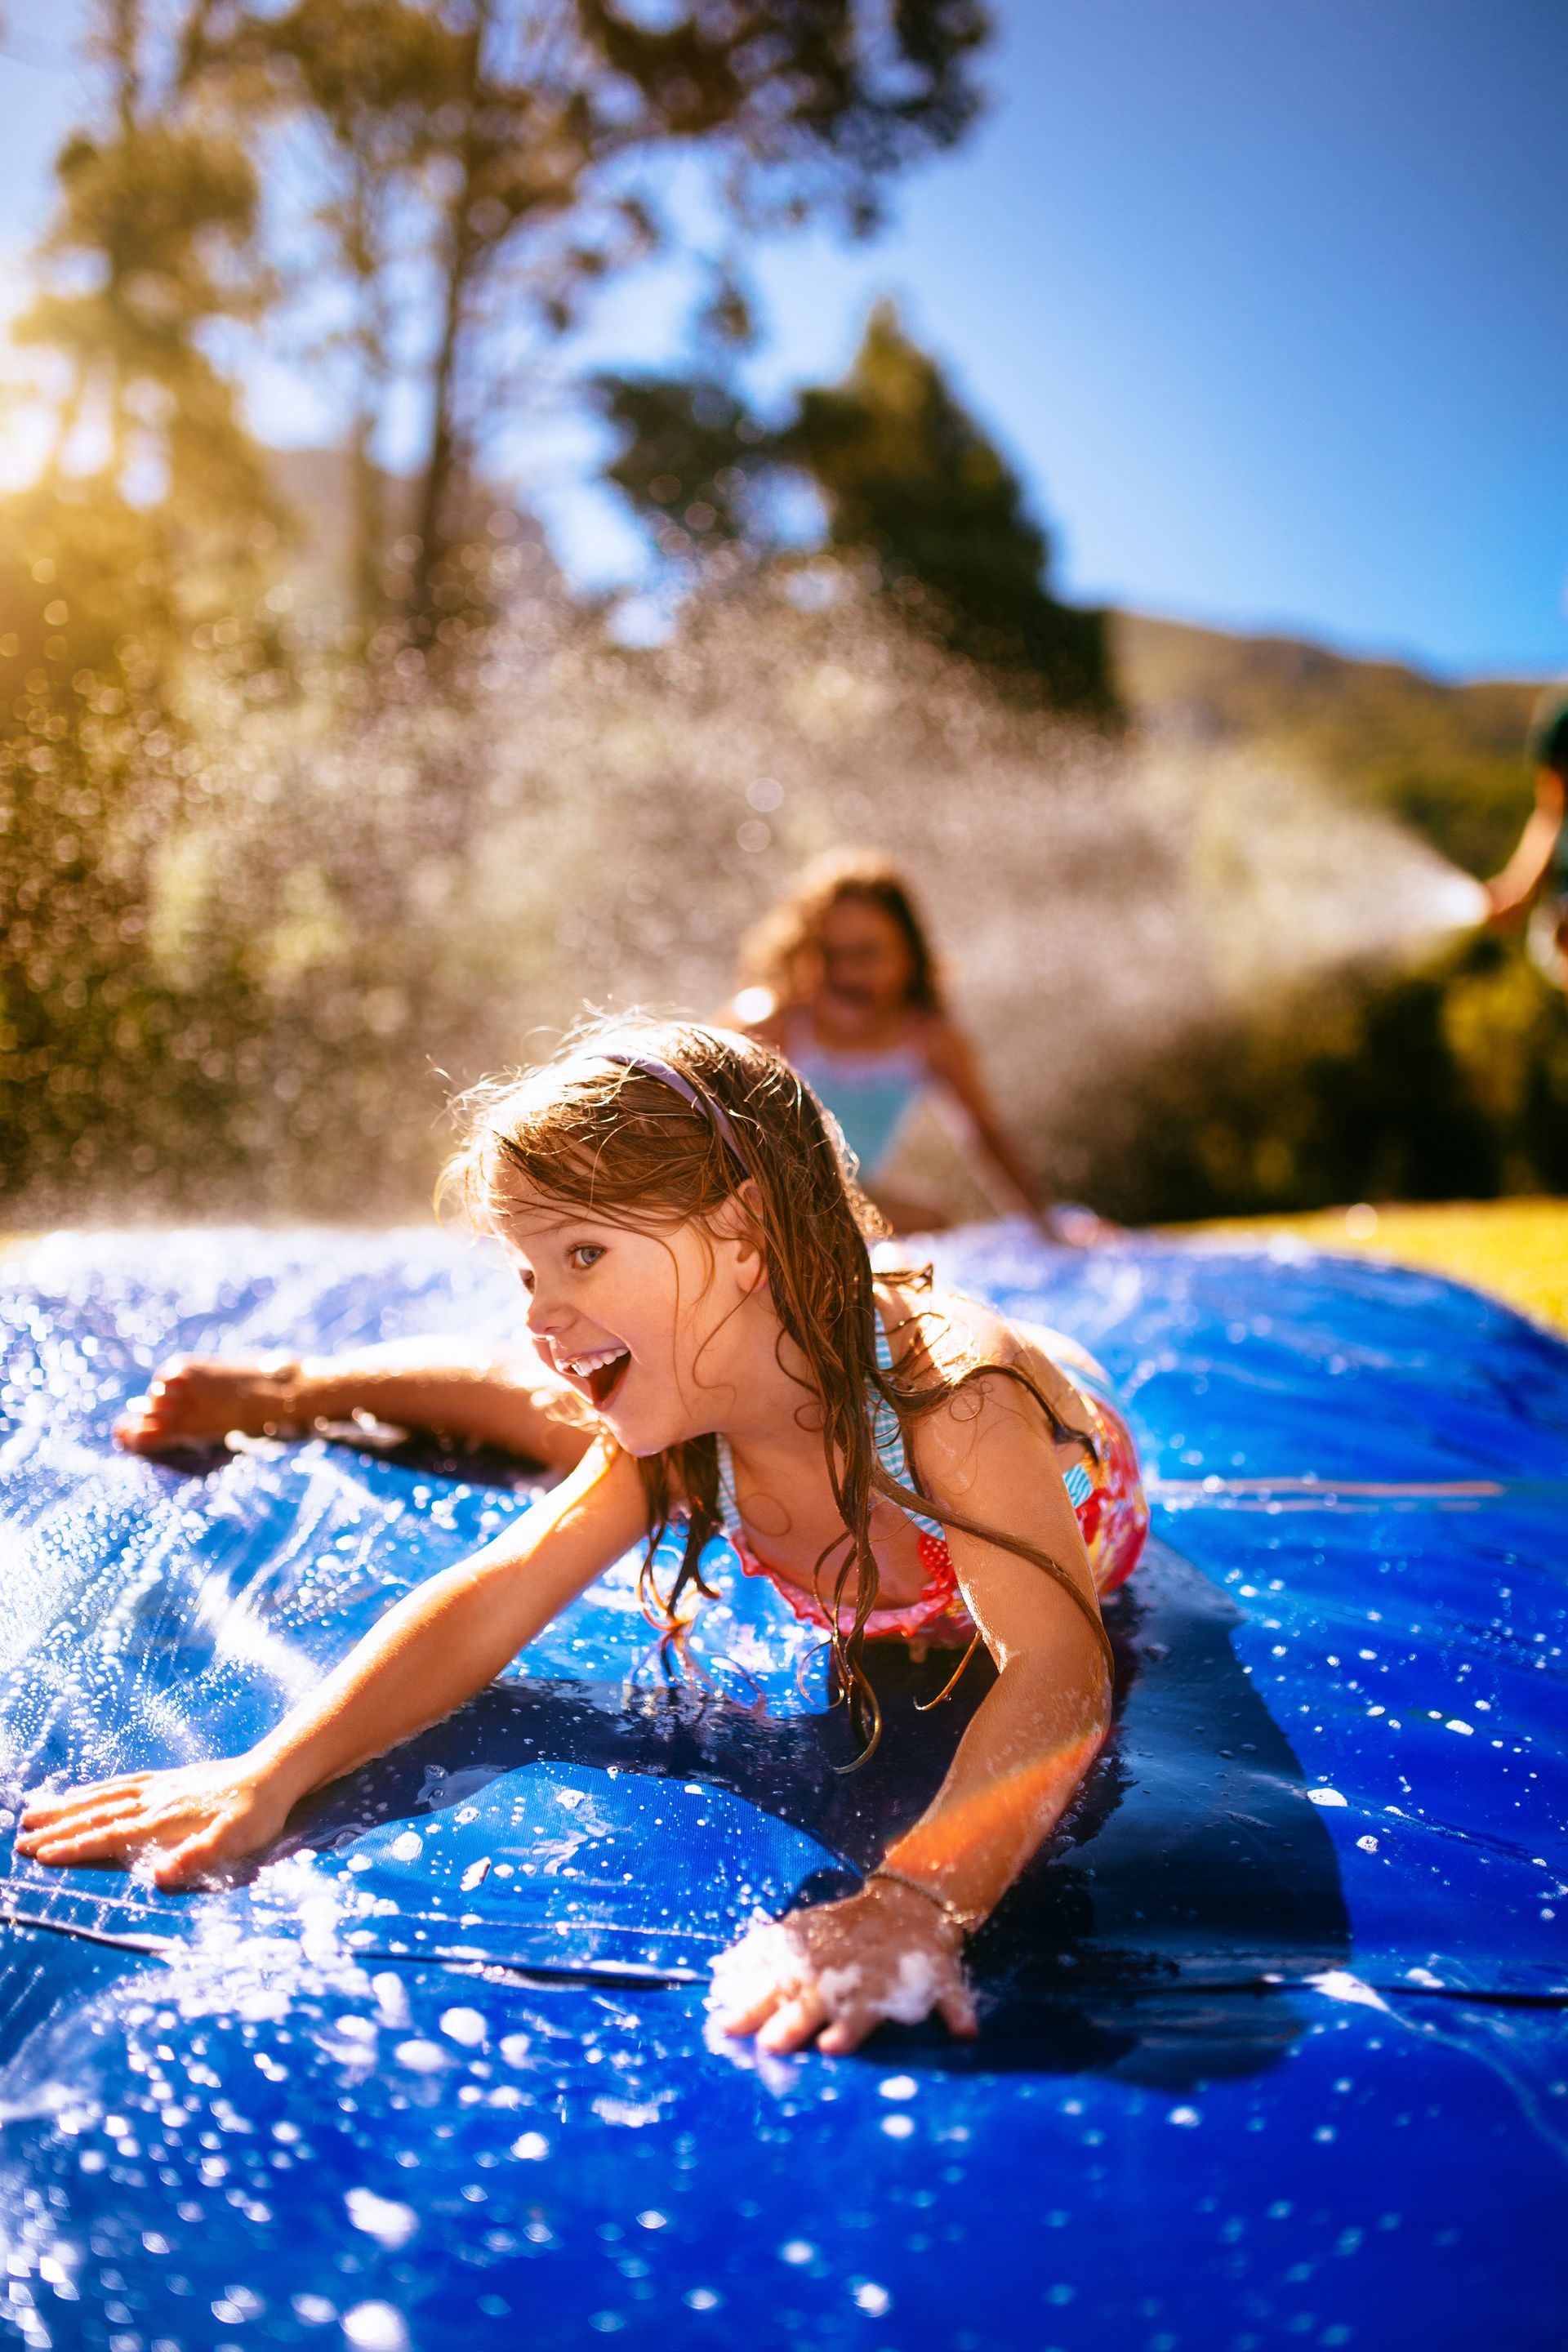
{"left": 1114, "top": 611, "right": 1547, "bottom": 876}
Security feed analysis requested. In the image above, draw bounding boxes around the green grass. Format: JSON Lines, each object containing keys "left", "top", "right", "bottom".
{"left": 1173, "top": 1196, "right": 1568, "bottom": 1337}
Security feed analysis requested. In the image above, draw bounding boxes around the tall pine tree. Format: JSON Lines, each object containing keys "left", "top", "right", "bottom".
{"left": 595, "top": 306, "right": 1118, "bottom": 716}
{"left": 791, "top": 303, "right": 1116, "bottom": 715}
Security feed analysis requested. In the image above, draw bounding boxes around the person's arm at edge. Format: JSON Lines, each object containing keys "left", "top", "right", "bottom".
{"left": 1487, "top": 770, "right": 1565, "bottom": 923}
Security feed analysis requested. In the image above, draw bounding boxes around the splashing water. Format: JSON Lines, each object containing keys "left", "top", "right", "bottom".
{"left": 16, "top": 566, "right": 1497, "bottom": 1219}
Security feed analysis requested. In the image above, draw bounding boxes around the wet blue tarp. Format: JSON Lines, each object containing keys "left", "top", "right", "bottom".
{"left": 0, "top": 1223, "right": 1564, "bottom": 2351}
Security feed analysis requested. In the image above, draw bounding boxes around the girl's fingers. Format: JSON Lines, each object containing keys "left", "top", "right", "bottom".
{"left": 153, "top": 1820, "right": 234, "bottom": 1888}
{"left": 17, "top": 1806, "right": 147, "bottom": 1855}
{"left": 23, "top": 1821, "right": 144, "bottom": 1865}
{"left": 938, "top": 1980, "right": 978, "bottom": 2039}
{"left": 21, "top": 1775, "right": 152, "bottom": 1822}
{"left": 815, "top": 2011, "right": 874, "bottom": 2057}
{"left": 756, "top": 1990, "right": 828, "bottom": 2055}
{"left": 719, "top": 1986, "right": 787, "bottom": 2036}
{"left": 20, "top": 1790, "right": 151, "bottom": 1836}
{"left": 717, "top": 1954, "right": 808, "bottom": 2035}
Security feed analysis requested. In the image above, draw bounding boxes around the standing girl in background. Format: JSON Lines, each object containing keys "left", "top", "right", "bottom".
{"left": 60, "top": 1023, "right": 1147, "bottom": 2052}
{"left": 725, "top": 851, "right": 1107, "bottom": 1238}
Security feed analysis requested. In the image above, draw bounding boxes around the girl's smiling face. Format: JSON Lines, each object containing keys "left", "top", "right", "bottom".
{"left": 497, "top": 1192, "right": 767, "bottom": 1456}
{"left": 814, "top": 893, "right": 917, "bottom": 1017}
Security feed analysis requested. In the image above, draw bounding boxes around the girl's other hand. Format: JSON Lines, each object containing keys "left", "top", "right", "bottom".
{"left": 16, "top": 1760, "right": 293, "bottom": 1888}
{"left": 1040, "top": 1204, "right": 1123, "bottom": 1248}
{"left": 711, "top": 1879, "right": 978, "bottom": 2056}
{"left": 114, "top": 1355, "right": 303, "bottom": 1453}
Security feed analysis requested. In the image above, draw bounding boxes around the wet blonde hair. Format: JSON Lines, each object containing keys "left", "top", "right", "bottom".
{"left": 446, "top": 1017, "right": 1107, "bottom": 1755}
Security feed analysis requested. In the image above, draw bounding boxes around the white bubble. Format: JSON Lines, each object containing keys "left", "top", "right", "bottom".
{"left": 439, "top": 2007, "right": 487, "bottom": 2047}
{"left": 345, "top": 2189, "right": 418, "bottom": 2250}
{"left": 510, "top": 2132, "right": 550, "bottom": 2161}
{"left": 392, "top": 2040, "right": 448, "bottom": 2074}
{"left": 370, "top": 1974, "right": 409, "bottom": 2028}
{"left": 341, "top": 2303, "right": 409, "bottom": 2352}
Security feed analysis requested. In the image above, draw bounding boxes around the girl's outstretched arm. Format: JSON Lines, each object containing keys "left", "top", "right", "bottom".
{"left": 115, "top": 1338, "right": 595, "bottom": 1470}
{"left": 922, "top": 1017, "right": 1115, "bottom": 1238}
{"left": 716, "top": 1382, "right": 1111, "bottom": 2056}
{"left": 17, "top": 1438, "right": 647, "bottom": 1887}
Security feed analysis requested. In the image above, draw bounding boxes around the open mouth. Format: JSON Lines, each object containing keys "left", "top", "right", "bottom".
{"left": 559, "top": 1344, "right": 631, "bottom": 1409}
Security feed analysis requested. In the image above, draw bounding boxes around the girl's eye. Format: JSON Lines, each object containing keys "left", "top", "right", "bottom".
{"left": 567, "top": 1245, "right": 605, "bottom": 1271}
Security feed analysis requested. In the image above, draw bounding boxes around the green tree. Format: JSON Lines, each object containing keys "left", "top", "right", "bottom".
{"left": 593, "top": 372, "right": 777, "bottom": 568}
{"left": 0, "top": 0, "right": 284, "bottom": 1203}
{"left": 792, "top": 303, "right": 1116, "bottom": 714}
{"left": 184, "top": 0, "right": 991, "bottom": 623}
{"left": 594, "top": 308, "right": 1119, "bottom": 717}
{"left": 16, "top": 0, "right": 275, "bottom": 569}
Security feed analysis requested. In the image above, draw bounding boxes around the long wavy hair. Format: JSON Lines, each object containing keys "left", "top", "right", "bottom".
{"left": 737, "top": 850, "right": 947, "bottom": 1017}
{"left": 445, "top": 1017, "right": 1107, "bottom": 1757}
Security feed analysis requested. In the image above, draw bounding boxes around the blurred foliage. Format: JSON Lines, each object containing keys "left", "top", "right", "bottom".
{"left": 595, "top": 304, "right": 1118, "bottom": 715}
{"left": 1116, "top": 612, "right": 1541, "bottom": 879}
{"left": 595, "top": 373, "right": 774, "bottom": 561}
{"left": 1094, "top": 932, "right": 1568, "bottom": 1226}
{"left": 1, "top": 0, "right": 995, "bottom": 1214}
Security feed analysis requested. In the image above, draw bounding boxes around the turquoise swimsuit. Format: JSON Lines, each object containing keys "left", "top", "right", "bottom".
{"left": 784, "top": 1014, "right": 931, "bottom": 1182}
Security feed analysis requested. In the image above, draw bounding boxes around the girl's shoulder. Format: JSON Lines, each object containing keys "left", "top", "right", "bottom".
{"left": 910, "top": 1010, "right": 975, "bottom": 1076}
{"left": 879, "top": 1281, "right": 1094, "bottom": 1446}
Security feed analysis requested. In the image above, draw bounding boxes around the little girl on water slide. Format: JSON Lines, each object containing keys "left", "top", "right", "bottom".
{"left": 20, "top": 1022, "right": 1147, "bottom": 2053}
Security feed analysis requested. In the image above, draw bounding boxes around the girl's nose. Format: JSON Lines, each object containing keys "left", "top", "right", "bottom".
{"left": 522, "top": 1285, "right": 565, "bottom": 1339}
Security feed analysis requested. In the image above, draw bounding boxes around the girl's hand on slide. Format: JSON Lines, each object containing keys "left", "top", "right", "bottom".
{"left": 16, "top": 1761, "right": 292, "bottom": 1888}
{"left": 711, "top": 1882, "right": 978, "bottom": 2056}
{"left": 1040, "top": 1205, "right": 1123, "bottom": 1248}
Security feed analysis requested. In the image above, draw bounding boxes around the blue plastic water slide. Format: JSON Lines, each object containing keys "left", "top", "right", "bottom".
{"left": 0, "top": 1224, "right": 1562, "bottom": 2350}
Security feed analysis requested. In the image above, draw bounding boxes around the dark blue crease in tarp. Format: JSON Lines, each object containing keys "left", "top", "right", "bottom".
{"left": 0, "top": 1222, "right": 1564, "bottom": 2352}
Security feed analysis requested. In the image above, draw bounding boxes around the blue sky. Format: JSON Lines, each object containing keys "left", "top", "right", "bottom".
{"left": 2, "top": 0, "right": 1565, "bottom": 679}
